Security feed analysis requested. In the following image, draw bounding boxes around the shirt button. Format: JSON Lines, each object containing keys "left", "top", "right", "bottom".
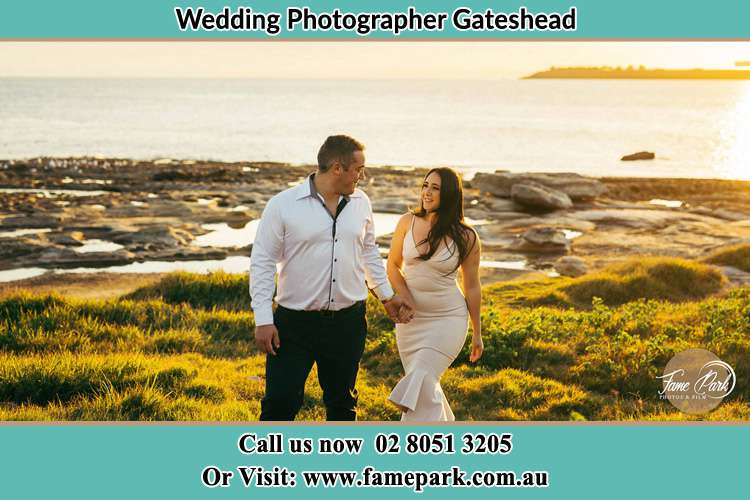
{"left": 334, "top": 258, "right": 337, "bottom": 262}
{"left": 333, "top": 279, "right": 336, "bottom": 282}
{"left": 330, "top": 299, "right": 334, "bottom": 302}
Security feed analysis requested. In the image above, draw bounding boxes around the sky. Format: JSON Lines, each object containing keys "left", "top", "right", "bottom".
{"left": 0, "top": 42, "right": 749, "bottom": 79}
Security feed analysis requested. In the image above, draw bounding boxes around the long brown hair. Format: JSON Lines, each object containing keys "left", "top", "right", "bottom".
{"left": 412, "top": 167, "right": 476, "bottom": 271}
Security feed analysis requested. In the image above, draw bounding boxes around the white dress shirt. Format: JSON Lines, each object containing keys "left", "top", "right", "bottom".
{"left": 249, "top": 175, "right": 394, "bottom": 326}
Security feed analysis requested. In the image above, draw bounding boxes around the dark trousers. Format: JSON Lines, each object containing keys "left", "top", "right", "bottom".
{"left": 259, "top": 302, "right": 367, "bottom": 421}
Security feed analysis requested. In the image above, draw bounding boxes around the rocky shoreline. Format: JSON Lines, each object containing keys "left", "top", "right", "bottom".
{"left": 2, "top": 157, "right": 750, "bottom": 289}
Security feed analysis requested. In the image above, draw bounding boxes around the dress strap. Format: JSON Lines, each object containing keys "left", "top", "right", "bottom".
{"left": 405, "top": 213, "right": 418, "bottom": 254}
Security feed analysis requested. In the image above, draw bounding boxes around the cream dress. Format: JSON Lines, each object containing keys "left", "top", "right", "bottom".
{"left": 388, "top": 216, "right": 469, "bottom": 421}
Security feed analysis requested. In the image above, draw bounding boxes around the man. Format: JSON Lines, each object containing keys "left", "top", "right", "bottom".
{"left": 250, "top": 135, "right": 413, "bottom": 421}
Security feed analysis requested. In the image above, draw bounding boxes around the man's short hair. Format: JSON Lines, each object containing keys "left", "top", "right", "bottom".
{"left": 317, "top": 135, "right": 365, "bottom": 172}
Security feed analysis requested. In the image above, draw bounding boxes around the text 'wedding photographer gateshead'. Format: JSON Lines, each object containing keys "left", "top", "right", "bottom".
{"left": 173, "top": 6, "right": 578, "bottom": 36}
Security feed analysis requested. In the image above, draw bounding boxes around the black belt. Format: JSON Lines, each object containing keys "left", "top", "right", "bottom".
{"left": 276, "top": 300, "right": 365, "bottom": 319}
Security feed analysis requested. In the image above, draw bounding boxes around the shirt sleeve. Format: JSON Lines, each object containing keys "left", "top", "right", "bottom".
{"left": 361, "top": 193, "right": 395, "bottom": 301}
{"left": 249, "top": 196, "right": 283, "bottom": 326}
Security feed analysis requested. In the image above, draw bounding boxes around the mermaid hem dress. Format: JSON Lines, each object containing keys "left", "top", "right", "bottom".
{"left": 388, "top": 217, "right": 469, "bottom": 421}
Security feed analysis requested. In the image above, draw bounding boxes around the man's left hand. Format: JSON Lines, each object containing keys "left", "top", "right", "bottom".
{"left": 384, "top": 294, "right": 414, "bottom": 323}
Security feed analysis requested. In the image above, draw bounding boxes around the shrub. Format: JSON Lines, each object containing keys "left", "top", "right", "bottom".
{"left": 124, "top": 271, "right": 251, "bottom": 311}
{"left": 705, "top": 243, "right": 750, "bottom": 272}
{"left": 485, "top": 257, "right": 725, "bottom": 309}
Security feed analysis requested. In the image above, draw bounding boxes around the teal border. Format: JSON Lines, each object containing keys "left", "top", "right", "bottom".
{"left": 0, "top": 1, "right": 749, "bottom": 39}
{"left": 1, "top": 424, "right": 748, "bottom": 498}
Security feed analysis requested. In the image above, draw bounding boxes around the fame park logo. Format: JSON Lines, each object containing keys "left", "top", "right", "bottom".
{"left": 657, "top": 348, "right": 736, "bottom": 414}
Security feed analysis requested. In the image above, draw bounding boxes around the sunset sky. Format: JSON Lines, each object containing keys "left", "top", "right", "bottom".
{"left": 1, "top": 42, "right": 748, "bottom": 79}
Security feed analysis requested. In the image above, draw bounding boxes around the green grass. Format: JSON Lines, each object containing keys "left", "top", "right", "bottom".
{"left": 484, "top": 257, "right": 726, "bottom": 309}
{"left": 705, "top": 243, "right": 750, "bottom": 272}
{"left": 444, "top": 366, "right": 600, "bottom": 420}
{"left": 0, "top": 258, "right": 748, "bottom": 421}
{"left": 0, "top": 291, "right": 254, "bottom": 357}
{"left": 0, "top": 352, "right": 262, "bottom": 420}
{"left": 124, "top": 270, "right": 251, "bottom": 311}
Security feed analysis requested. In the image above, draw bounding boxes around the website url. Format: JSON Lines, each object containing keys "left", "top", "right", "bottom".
{"left": 301, "top": 466, "right": 549, "bottom": 492}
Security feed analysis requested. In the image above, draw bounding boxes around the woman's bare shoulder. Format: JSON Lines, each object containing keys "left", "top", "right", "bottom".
{"left": 461, "top": 223, "right": 480, "bottom": 247}
{"left": 396, "top": 212, "right": 415, "bottom": 229}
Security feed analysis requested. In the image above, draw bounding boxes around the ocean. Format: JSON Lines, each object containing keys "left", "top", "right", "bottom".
{"left": 0, "top": 78, "right": 748, "bottom": 179}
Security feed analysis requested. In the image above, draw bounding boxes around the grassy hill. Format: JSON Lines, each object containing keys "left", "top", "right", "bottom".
{"left": 0, "top": 256, "right": 748, "bottom": 421}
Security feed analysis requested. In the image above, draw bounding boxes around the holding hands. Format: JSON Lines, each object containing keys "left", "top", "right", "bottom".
{"left": 383, "top": 294, "right": 415, "bottom": 324}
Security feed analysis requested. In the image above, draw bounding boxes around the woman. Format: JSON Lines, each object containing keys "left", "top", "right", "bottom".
{"left": 387, "top": 167, "right": 483, "bottom": 421}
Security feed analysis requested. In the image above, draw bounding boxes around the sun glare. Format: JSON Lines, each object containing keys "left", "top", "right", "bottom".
{"left": 717, "top": 82, "right": 750, "bottom": 181}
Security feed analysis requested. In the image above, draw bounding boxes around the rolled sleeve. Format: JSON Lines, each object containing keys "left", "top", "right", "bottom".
{"left": 371, "top": 281, "right": 395, "bottom": 301}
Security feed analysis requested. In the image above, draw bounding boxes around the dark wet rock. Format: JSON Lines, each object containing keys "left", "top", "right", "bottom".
{"left": 720, "top": 266, "right": 750, "bottom": 286}
{"left": 690, "top": 207, "right": 749, "bottom": 221}
{"left": 511, "top": 227, "right": 570, "bottom": 253}
{"left": 464, "top": 208, "right": 489, "bottom": 221}
{"left": 33, "top": 247, "right": 136, "bottom": 268}
{"left": 152, "top": 170, "right": 191, "bottom": 182}
{"left": 555, "top": 256, "right": 588, "bottom": 277}
{"left": 227, "top": 217, "right": 253, "bottom": 229}
{"left": 569, "top": 208, "right": 722, "bottom": 229}
{"left": 621, "top": 151, "right": 655, "bottom": 161}
{"left": 511, "top": 183, "right": 573, "bottom": 211}
{"left": 372, "top": 197, "right": 410, "bottom": 214}
{"left": 497, "top": 216, "right": 545, "bottom": 229}
{"left": 150, "top": 247, "right": 228, "bottom": 261}
{"left": 201, "top": 214, "right": 254, "bottom": 227}
{"left": 152, "top": 167, "right": 239, "bottom": 183}
{"left": 466, "top": 200, "right": 525, "bottom": 221}
{"left": 484, "top": 211, "right": 530, "bottom": 222}
{"left": 474, "top": 224, "right": 519, "bottom": 250}
{"left": 535, "top": 216, "right": 596, "bottom": 232}
{"left": 1, "top": 214, "right": 61, "bottom": 228}
{"left": 473, "top": 172, "right": 607, "bottom": 201}
{"left": 61, "top": 223, "right": 138, "bottom": 237}
{"left": 105, "top": 200, "right": 194, "bottom": 218}
{"left": 6, "top": 156, "right": 750, "bottom": 286}
{"left": 111, "top": 226, "right": 194, "bottom": 248}
{"left": 48, "top": 231, "right": 85, "bottom": 246}
{"left": 0, "top": 237, "right": 48, "bottom": 261}
{"left": 179, "top": 222, "right": 212, "bottom": 237}
{"left": 486, "top": 198, "right": 524, "bottom": 212}
{"left": 238, "top": 194, "right": 260, "bottom": 204}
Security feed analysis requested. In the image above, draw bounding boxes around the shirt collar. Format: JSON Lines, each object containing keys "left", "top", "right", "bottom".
{"left": 295, "top": 173, "right": 361, "bottom": 200}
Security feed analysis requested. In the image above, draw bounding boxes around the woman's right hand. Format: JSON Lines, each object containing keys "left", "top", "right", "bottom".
{"left": 397, "top": 295, "right": 416, "bottom": 322}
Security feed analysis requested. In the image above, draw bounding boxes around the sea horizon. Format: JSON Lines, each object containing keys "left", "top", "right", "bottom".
{"left": 1, "top": 77, "right": 748, "bottom": 180}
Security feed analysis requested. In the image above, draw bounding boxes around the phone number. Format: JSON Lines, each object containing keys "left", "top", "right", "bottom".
{"left": 374, "top": 432, "right": 513, "bottom": 455}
